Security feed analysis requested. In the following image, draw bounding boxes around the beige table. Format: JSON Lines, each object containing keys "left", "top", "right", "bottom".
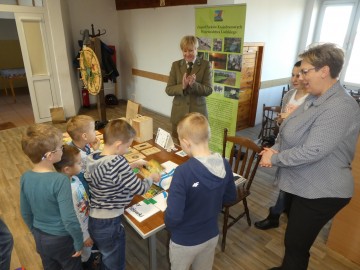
{"left": 0, "top": 68, "right": 26, "bottom": 103}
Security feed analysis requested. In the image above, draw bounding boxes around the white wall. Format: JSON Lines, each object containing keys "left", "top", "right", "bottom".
{"left": 114, "top": 0, "right": 307, "bottom": 123}
{"left": 66, "top": 0, "right": 119, "bottom": 105}
{"left": 65, "top": 0, "right": 308, "bottom": 124}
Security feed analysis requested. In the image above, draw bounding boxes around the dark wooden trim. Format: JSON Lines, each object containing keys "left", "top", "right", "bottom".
{"left": 116, "top": 0, "right": 207, "bottom": 10}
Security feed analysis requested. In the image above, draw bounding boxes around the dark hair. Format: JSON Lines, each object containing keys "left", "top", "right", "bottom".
{"left": 53, "top": 145, "right": 80, "bottom": 172}
{"left": 294, "top": 60, "right": 301, "bottom": 67}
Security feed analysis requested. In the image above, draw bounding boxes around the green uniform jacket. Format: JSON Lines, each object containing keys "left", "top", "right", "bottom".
{"left": 165, "top": 58, "right": 213, "bottom": 128}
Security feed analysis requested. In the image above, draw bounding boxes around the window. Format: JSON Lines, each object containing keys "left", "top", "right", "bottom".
{"left": 313, "top": 0, "right": 360, "bottom": 88}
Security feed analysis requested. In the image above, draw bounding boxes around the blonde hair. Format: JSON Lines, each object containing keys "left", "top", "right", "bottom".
{"left": 177, "top": 112, "right": 210, "bottom": 144}
{"left": 21, "top": 124, "right": 63, "bottom": 164}
{"left": 53, "top": 145, "right": 80, "bottom": 172}
{"left": 103, "top": 119, "right": 136, "bottom": 145}
{"left": 180, "top": 35, "right": 199, "bottom": 51}
{"left": 66, "top": 115, "right": 95, "bottom": 141}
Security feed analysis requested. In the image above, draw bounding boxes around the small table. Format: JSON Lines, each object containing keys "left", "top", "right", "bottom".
{"left": 0, "top": 68, "right": 26, "bottom": 103}
{"left": 124, "top": 139, "right": 188, "bottom": 270}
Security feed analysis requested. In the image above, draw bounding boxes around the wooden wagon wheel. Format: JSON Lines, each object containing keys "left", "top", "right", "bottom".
{"left": 79, "top": 46, "right": 102, "bottom": 95}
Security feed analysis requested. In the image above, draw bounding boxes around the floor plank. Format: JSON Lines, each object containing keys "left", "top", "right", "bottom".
{"left": 1, "top": 99, "right": 359, "bottom": 269}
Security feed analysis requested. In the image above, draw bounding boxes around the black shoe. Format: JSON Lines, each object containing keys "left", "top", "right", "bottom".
{"left": 254, "top": 218, "right": 279, "bottom": 230}
{"left": 254, "top": 207, "right": 280, "bottom": 230}
{"left": 268, "top": 267, "right": 282, "bottom": 270}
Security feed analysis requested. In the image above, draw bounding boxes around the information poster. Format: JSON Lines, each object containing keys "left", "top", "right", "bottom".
{"left": 195, "top": 5, "right": 247, "bottom": 155}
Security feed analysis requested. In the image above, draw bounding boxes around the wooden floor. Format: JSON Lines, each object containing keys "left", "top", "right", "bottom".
{"left": 1, "top": 101, "right": 359, "bottom": 269}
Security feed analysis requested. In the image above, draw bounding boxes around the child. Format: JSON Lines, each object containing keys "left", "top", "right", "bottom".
{"left": 164, "top": 112, "right": 237, "bottom": 270}
{"left": 84, "top": 119, "right": 160, "bottom": 270}
{"left": 66, "top": 115, "right": 100, "bottom": 196}
{"left": 54, "top": 145, "right": 97, "bottom": 270}
{"left": 20, "top": 124, "right": 83, "bottom": 270}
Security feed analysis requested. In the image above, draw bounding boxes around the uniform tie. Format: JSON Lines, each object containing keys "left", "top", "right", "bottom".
{"left": 187, "top": 62, "right": 193, "bottom": 75}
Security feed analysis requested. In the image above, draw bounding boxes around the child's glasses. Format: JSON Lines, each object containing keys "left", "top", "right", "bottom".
{"left": 42, "top": 145, "right": 64, "bottom": 160}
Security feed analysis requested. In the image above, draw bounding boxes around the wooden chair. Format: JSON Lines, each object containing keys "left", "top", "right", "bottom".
{"left": 221, "top": 128, "right": 262, "bottom": 251}
{"left": 280, "top": 84, "right": 290, "bottom": 107}
{"left": 257, "top": 104, "right": 281, "bottom": 147}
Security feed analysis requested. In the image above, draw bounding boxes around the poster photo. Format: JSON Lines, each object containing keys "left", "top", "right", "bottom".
{"left": 196, "top": 5, "right": 247, "bottom": 154}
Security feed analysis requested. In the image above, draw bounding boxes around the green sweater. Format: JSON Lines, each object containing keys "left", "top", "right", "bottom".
{"left": 20, "top": 171, "right": 83, "bottom": 251}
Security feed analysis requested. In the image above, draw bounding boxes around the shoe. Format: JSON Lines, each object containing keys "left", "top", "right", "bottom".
{"left": 268, "top": 267, "right": 282, "bottom": 270}
{"left": 254, "top": 207, "right": 280, "bottom": 230}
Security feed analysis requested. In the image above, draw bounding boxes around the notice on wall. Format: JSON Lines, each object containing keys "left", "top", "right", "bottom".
{"left": 195, "top": 5, "right": 247, "bottom": 156}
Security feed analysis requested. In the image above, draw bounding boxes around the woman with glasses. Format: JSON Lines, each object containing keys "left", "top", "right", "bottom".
{"left": 260, "top": 43, "right": 360, "bottom": 270}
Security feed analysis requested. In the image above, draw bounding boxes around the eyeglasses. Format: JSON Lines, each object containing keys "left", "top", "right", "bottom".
{"left": 299, "top": 67, "right": 317, "bottom": 76}
{"left": 42, "top": 145, "right": 64, "bottom": 160}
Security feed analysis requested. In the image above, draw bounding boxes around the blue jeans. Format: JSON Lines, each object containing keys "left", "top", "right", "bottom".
{"left": 32, "top": 228, "right": 82, "bottom": 270}
{"left": 0, "top": 219, "right": 13, "bottom": 270}
{"left": 89, "top": 216, "right": 125, "bottom": 270}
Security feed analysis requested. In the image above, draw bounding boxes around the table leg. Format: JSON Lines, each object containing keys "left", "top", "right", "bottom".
{"left": 148, "top": 234, "right": 157, "bottom": 270}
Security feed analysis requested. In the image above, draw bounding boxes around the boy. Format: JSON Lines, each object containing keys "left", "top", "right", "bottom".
{"left": 20, "top": 124, "right": 83, "bottom": 270}
{"left": 164, "top": 112, "right": 237, "bottom": 270}
{"left": 54, "top": 145, "right": 98, "bottom": 270}
{"left": 85, "top": 119, "right": 160, "bottom": 270}
{"left": 66, "top": 115, "right": 100, "bottom": 196}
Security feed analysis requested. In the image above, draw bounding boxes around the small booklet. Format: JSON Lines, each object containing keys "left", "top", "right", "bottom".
{"left": 126, "top": 200, "right": 160, "bottom": 222}
{"left": 139, "top": 159, "right": 165, "bottom": 178}
{"left": 142, "top": 184, "right": 164, "bottom": 200}
{"left": 156, "top": 161, "right": 178, "bottom": 190}
{"left": 126, "top": 191, "right": 169, "bottom": 222}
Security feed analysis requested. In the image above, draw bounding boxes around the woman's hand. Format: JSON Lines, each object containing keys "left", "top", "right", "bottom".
{"left": 188, "top": 74, "right": 196, "bottom": 87}
{"left": 182, "top": 73, "right": 189, "bottom": 89}
{"left": 259, "top": 148, "right": 278, "bottom": 167}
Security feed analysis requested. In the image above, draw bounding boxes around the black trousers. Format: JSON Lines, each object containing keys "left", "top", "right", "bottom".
{"left": 280, "top": 194, "right": 350, "bottom": 270}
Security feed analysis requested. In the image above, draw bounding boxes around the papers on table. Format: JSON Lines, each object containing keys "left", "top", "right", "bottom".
{"left": 126, "top": 191, "right": 168, "bottom": 222}
{"left": 156, "top": 161, "right": 178, "bottom": 190}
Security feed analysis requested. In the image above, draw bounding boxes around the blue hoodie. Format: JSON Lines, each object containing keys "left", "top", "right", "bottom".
{"left": 164, "top": 153, "right": 237, "bottom": 246}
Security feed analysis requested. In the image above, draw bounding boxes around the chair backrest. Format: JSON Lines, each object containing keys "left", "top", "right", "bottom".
{"left": 280, "top": 85, "right": 290, "bottom": 107}
{"left": 258, "top": 104, "right": 281, "bottom": 147}
{"left": 223, "top": 128, "right": 262, "bottom": 191}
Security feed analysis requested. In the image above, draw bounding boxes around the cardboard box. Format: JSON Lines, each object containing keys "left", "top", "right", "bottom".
{"left": 132, "top": 115, "right": 153, "bottom": 143}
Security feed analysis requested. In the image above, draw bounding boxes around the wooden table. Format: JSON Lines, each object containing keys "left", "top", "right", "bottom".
{"left": 0, "top": 68, "right": 26, "bottom": 103}
{"left": 124, "top": 139, "right": 188, "bottom": 270}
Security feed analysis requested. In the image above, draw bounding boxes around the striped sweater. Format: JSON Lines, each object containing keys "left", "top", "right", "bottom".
{"left": 84, "top": 151, "right": 152, "bottom": 219}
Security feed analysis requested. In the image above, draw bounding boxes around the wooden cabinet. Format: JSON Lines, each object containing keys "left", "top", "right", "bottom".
{"left": 327, "top": 137, "right": 360, "bottom": 265}
{"left": 237, "top": 43, "right": 264, "bottom": 131}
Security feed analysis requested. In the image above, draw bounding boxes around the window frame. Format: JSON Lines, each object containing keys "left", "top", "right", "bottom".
{"left": 312, "top": 0, "right": 360, "bottom": 89}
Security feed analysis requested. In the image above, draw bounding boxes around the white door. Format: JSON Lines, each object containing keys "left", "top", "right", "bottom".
{"left": 15, "top": 13, "right": 57, "bottom": 123}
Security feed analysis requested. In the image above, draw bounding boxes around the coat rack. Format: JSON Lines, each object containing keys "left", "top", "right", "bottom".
{"left": 79, "top": 24, "right": 107, "bottom": 122}
{"left": 89, "top": 24, "right": 106, "bottom": 38}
